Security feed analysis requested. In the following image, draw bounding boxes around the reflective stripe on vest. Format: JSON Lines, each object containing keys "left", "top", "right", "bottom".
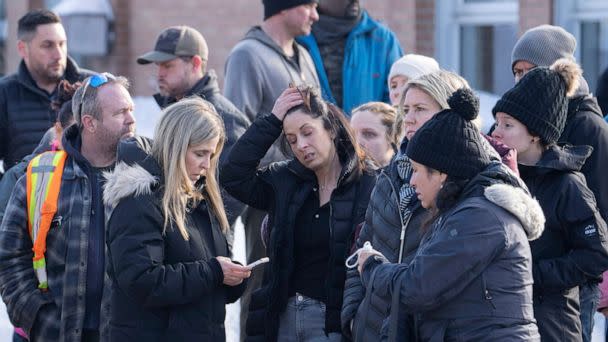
{"left": 26, "top": 151, "right": 67, "bottom": 291}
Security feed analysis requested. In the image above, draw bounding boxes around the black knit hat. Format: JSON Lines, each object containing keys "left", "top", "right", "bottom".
{"left": 406, "top": 88, "right": 492, "bottom": 179}
{"left": 263, "top": 0, "right": 317, "bottom": 19}
{"left": 492, "top": 58, "right": 581, "bottom": 145}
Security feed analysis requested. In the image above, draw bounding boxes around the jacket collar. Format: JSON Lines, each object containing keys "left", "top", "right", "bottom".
{"left": 520, "top": 144, "right": 592, "bottom": 175}
{"left": 153, "top": 70, "right": 219, "bottom": 108}
{"left": 17, "top": 56, "right": 86, "bottom": 97}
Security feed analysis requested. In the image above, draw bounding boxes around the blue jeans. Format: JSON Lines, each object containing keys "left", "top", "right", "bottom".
{"left": 277, "top": 294, "right": 342, "bottom": 342}
{"left": 580, "top": 282, "right": 601, "bottom": 342}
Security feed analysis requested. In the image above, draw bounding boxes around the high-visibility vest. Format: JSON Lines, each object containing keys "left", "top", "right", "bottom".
{"left": 25, "top": 151, "right": 68, "bottom": 291}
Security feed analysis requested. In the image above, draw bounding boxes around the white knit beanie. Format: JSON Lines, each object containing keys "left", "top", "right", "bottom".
{"left": 388, "top": 54, "right": 440, "bottom": 87}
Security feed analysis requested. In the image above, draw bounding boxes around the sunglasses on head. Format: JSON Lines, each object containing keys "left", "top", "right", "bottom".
{"left": 79, "top": 72, "right": 117, "bottom": 118}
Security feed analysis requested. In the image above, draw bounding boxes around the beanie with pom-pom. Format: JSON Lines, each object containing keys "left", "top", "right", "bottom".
{"left": 492, "top": 58, "right": 581, "bottom": 145}
{"left": 406, "top": 88, "right": 492, "bottom": 179}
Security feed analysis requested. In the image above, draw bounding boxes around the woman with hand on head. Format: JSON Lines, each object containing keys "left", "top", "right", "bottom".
{"left": 492, "top": 58, "right": 608, "bottom": 341}
{"left": 104, "top": 98, "right": 250, "bottom": 341}
{"left": 357, "top": 88, "right": 544, "bottom": 341}
{"left": 221, "top": 85, "right": 376, "bottom": 341}
{"left": 350, "top": 102, "right": 401, "bottom": 168}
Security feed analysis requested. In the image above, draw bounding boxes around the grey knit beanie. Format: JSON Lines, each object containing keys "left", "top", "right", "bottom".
{"left": 511, "top": 25, "right": 576, "bottom": 71}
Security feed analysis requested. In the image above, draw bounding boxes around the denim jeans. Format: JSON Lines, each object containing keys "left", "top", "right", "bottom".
{"left": 580, "top": 282, "right": 601, "bottom": 342}
{"left": 277, "top": 294, "right": 342, "bottom": 342}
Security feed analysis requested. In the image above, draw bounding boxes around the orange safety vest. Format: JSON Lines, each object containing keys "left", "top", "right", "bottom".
{"left": 25, "top": 150, "right": 67, "bottom": 291}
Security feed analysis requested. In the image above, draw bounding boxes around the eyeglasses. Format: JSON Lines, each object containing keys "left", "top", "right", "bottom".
{"left": 78, "top": 72, "right": 116, "bottom": 119}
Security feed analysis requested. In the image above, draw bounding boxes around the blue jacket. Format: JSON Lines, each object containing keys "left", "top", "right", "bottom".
{"left": 297, "top": 11, "right": 403, "bottom": 115}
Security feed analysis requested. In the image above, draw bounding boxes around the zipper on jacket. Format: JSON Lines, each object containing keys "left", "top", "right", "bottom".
{"left": 379, "top": 170, "right": 409, "bottom": 263}
{"left": 482, "top": 274, "right": 496, "bottom": 310}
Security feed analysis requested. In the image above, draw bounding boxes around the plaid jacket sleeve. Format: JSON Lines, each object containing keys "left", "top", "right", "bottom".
{"left": 0, "top": 175, "right": 60, "bottom": 337}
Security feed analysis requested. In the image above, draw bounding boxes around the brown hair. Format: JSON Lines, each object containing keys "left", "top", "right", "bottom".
{"left": 351, "top": 101, "right": 401, "bottom": 148}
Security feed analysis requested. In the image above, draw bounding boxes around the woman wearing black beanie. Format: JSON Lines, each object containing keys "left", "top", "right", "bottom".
{"left": 492, "top": 58, "right": 608, "bottom": 341}
{"left": 357, "top": 88, "right": 544, "bottom": 341}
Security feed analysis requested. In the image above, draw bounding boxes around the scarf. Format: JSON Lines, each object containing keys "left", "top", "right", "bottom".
{"left": 394, "top": 147, "right": 417, "bottom": 228}
{"left": 312, "top": 13, "right": 361, "bottom": 45}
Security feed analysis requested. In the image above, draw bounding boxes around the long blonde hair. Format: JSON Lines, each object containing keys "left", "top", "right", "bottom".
{"left": 151, "top": 97, "right": 228, "bottom": 240}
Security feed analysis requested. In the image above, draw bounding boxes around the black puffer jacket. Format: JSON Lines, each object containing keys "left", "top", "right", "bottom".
{"left": 561, "top": 96, "right": 608, "bottom": 223}
{"left": 220, "top": 114, "right": 376, "bottom": 342}
{"left": 103, "top": 142, "right": 246, "bottom": 342}
{"left": 363, "top": 162, "right": 545, "bottom": 341}
{"left": 519, "top": 145, "right": 608, "bottom": 342}
{"left": 154, "top": 70, "right": 251, "bottom": 226}
{"left": 341, "top": 158, "right": 426, "bottom": 341}
{"left": 0, "top": 58, "right": 92, "bottom": 171}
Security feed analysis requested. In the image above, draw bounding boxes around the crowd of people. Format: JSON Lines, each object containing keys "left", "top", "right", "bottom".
{"left": 1, "top": 1, "right": 608, "bottom": 341}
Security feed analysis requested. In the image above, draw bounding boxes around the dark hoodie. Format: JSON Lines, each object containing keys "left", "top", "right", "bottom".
{"left": 154, "top": 70, "right": 250, "bottom": 227}
{"left": 62, "top": 125, "right": 113, "bottom": 331}
{"left": 519, "top": 145, "right": 608, "bottom": 342}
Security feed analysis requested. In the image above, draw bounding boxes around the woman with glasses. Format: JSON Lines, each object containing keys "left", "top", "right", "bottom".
{"left": 349, "top": 102, "right": 401, "bottom": 168}
{"left": 220, "top": 85, "right": 376, "bottom": 341}
{"left": 104, "top": 98, "right": 250, "bottom": 341}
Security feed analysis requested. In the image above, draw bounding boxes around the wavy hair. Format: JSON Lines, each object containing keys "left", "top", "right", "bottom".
{"left": 152, "top": 97, "right": 228, "bottom": 240}
{"left": 280, "top": 85, "right": 367, "bottom": 181}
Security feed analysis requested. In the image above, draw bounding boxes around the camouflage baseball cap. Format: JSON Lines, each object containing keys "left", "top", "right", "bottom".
{"left": 137, "top": 26, "right": 208, "bottom": 65}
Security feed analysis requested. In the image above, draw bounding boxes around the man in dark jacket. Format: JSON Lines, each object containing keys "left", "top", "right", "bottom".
{"left": 511, "top": 24, "right": 608, "bottom": 342}
{"left": 137, "top": 25, "right": 250, "bottom": 229}
{"left": 0, "top": 74, "right": 135, "bottom": 341}
{"left": 0, "top": 9, "right": 92, "bottom": 173}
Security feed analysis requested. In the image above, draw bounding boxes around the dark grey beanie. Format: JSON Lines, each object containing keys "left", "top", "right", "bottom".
{"left": 511, "top": 25, "right": 576, "bottom": 71}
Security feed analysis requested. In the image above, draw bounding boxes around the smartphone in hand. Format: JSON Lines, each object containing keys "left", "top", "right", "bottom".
{"left": 246, "top": 257, "right": 270, "bottom": 270}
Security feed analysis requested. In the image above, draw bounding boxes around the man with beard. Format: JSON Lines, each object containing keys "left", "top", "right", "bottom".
{"left": 297, "top": 0, "right": 403, "bottom": 114}
{"left": 0, "top": 73, "right": 135, "bottom": 342}
{"left": 0, "top": 9, "right": 92, "bottom": 174}
{"left": 137, "top": 25, "right": 249, "bottom": 229}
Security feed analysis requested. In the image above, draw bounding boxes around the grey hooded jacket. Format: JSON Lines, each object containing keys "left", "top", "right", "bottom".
{"left": 223, "top": 26, "right": 320, "bottom": 165}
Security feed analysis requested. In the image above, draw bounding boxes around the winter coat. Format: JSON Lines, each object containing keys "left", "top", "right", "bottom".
{"left": 342, "top": 137, "right": 516, "bottom": 341}
{"left": 153, "top": 70, "right": 250, "bottom": 227}
{"left": 0, "top": 124, "right": 111, "bottom": 342}
{"left": 297, "top": 10, "right": 403, "bottom": 114}
{"left": 103, "top": 142, "right": 246, "bottom": 342}
{"left": 0, "top": 58, "right": 92, "bottom": 171}
{"left": 363, "top": 162, "right": 545, "bottom": 342}
{"left": 341, "top": 158, "right": 426, "bottom": 341}
{"left": 224, "top": 27, "right": 320, "bottom": 166}
{"left": 519, "top": 145, "right": 608, "bottom": 342}
{"left": 561, "top": 95, "right": 608, "bottom": 223}
{"left": 220, "top": 114, "right": 376, "bottom": 341}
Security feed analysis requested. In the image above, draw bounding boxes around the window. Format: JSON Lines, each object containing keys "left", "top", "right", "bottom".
{"left": 435, "top": 0, "right": 518, "bottom": 95}
{"left": 555, "top": 1, "right": 608, "bottom": 93}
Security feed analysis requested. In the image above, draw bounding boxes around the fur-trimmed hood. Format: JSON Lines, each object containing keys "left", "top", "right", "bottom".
{"left": 103, "top": 162, "right": 158, "bottom": 210}
{"left": 103, "top": 135, "right": 158, "bottom": 211}
{"left": 484, "top": 183, "right": 545, "bottom": 240}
